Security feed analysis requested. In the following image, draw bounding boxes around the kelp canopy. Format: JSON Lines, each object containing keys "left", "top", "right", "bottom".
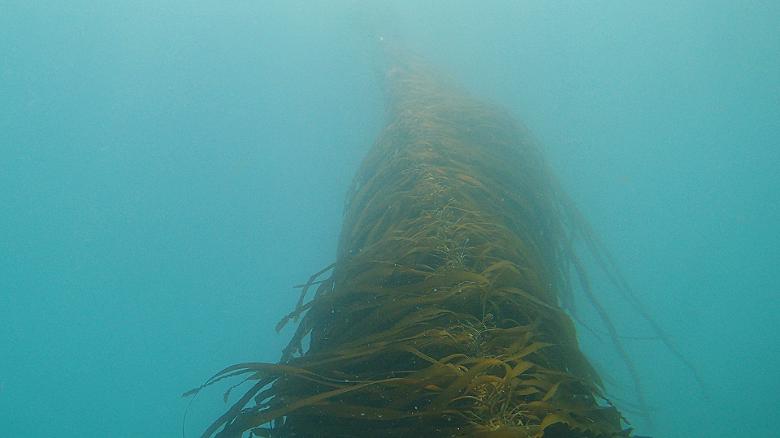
{"left": 188, "top": 49, "right": 654, "bottom": 437}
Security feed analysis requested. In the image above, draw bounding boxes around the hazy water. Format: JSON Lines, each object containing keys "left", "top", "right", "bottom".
{"left": 1, "top": 1, "right": 777, "bottom": 437}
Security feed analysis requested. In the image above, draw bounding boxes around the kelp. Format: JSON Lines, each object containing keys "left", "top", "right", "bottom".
{"left": 185, "top": 48, "right": 681, "bottom": 437}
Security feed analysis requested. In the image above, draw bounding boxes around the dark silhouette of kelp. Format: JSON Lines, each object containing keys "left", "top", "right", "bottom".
{"left": 185, "top": 46, "right": 692, "bottom": 438}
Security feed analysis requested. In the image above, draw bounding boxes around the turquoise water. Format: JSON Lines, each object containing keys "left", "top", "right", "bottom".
{"left": 1, "top": 1, "right": 777, "bottom": 437}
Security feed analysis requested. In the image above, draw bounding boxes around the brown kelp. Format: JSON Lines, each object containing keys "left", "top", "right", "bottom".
{"left": 186, "top": 48, "right": 677, "bottom": 437}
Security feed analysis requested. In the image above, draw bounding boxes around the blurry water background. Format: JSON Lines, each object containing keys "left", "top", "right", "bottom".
{"left": 1, "top": 1, "right": 777, "bottom": 437}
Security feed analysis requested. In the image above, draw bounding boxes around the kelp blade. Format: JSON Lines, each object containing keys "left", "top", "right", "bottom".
{"left": 199, "top": 51, "right": 637, "bottom": 438}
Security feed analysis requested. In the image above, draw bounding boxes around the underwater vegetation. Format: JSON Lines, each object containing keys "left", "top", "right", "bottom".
{"left": 185, "top": 47, "right": 692, "bottom": 437}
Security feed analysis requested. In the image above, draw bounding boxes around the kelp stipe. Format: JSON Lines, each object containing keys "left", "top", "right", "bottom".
{"left": 184, "top": 47, "right": 667, "bottom": 437}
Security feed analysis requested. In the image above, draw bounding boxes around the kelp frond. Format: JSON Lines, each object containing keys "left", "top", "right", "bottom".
{"left": 186, "top": 48, "right": 687, "bottom": 437}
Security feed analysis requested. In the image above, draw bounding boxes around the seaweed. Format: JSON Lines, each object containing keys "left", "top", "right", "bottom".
{"left": 185, "top": 48, "right": 675, "bottom": 437}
